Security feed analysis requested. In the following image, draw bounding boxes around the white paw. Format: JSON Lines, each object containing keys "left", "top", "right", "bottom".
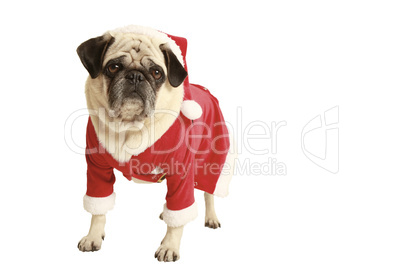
{"left": 77, "top": 234, "right": 104, "bottom": 252}
{"left": 205, "top": 216, "right": 221, "bottom": 229}
{"left": 154, "top": 245, "right": 180, "bottom": 262}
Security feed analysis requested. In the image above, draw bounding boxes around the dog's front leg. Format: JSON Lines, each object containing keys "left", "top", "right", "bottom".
{"left": 155, "top": 225, "right": 184, "bottom": 262}
{"left": 78, "top": 214, "right": 106, "bottom": 252}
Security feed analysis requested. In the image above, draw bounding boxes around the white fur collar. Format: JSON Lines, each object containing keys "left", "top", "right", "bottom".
{"left": 88, "top": 82, "right": 184, "bottom": 162}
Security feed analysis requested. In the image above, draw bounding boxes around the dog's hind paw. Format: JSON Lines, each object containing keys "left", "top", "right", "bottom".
{"left": 205, "top": 218, "right": 221, "bottom": 229}
{"left": 205, "top": 211, "right": 221, "bottom": 229}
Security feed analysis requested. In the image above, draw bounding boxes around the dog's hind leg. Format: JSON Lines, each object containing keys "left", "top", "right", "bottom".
{"left": 78, "top": 215, "right": 106, "bottom": 252}
{"left": 204, "top": 192, "right": 221, "bottom": 229}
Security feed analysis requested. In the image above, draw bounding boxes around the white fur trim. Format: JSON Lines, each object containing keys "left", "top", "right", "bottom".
{"left": 214, "top": 134, "right": 237, "bottom": 197}
{"left": 83, "top": 193, "right": 116, "bottom": 215}
{"left": 162, "top": 202, "right": 198, "bottom": 227}
{"left": 132, "top": 177, "right": 153, "bottom": 184}
{"left": 180, "top": 100, "right": 202, "bottom": 120}
{"left": 91, "top": 84, "right": 183, "bottom": 162}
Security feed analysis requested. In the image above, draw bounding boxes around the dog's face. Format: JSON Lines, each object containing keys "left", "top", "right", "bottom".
{"left": 77, "top": 32, "right": 187, "bottom": 122}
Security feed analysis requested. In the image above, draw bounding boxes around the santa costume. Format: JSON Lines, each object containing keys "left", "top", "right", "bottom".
{"left": 83, "top": 28, "right": 237, "bottom": 228}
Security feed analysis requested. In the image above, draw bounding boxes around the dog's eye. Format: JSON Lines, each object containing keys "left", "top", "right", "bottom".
{"left": 108, "top": 64, "right": 121, "bottom": 74}
{"left": 152, "top": 69, "right": 162, "bottom": 80}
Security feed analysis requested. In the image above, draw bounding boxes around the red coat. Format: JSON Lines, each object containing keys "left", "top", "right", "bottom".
{"left": 84, "top": 32, "right": 232, "bottom": 227}
{"left": 86, "top": 84, "right": 230, "bottom": 206}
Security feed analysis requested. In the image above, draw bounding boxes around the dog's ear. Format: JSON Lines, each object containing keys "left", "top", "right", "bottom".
{"left": 77, "top": 34, "right": 115, "bottom": 79}
{"left": 160, "top": 44, "right": 188, "bottom": 87}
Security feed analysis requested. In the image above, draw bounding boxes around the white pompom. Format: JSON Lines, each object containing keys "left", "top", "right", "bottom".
{"left": 180, "top": 100, "right": 203, "bottom": 120}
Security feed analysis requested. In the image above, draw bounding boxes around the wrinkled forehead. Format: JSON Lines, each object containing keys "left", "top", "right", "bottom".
{"left": 103, "top": 33, "right": 165, "bottom": 68}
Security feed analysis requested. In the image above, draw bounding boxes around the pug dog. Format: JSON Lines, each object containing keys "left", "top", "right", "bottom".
{"left": 76, "top": 25, "right": 236, "bottom": 262}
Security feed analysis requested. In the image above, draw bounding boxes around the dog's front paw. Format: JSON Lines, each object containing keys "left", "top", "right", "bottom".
{"left": 154, "top": 245, "right": 180, "bottom": 262}
{"left": 77, "top": 234, "right": 104, "bottom": 252}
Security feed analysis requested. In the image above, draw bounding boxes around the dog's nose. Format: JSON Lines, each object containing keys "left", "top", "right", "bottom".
{"left": 125, "top": 71, "right": 145, "bottom": 84}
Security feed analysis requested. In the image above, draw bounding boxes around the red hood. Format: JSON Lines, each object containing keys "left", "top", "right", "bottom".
{"left": 165, "top": 33, "right": 191, "bottom": 100}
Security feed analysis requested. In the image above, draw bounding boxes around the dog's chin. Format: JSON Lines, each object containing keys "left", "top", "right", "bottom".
{"left": 110, "top": 99, "right": 146, "bottom": 122}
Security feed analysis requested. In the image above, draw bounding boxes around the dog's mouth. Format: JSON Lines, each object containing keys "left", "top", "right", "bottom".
{"left": 107, "top": 83, "right": 157, "bottom": 124}
{"left": 109, "top": 97, "right": 145, "bottom": 122}
{"left": 121, "top": 98, "right": 145, "bottom": 121}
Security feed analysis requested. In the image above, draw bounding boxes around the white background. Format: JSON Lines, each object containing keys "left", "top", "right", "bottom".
{"left": 1, "top": 0, "right": 401, "bottom": 279}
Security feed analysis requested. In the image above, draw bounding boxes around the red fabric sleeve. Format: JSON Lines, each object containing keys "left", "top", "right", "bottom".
{"left": 86, "top": 118, "right": 115, "bottom": 198}
{"left": 86, "top": 151, "right": 115, "bottom": 198}
{"left": 165, "top": 162, "right": 195, "bottom": 211}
